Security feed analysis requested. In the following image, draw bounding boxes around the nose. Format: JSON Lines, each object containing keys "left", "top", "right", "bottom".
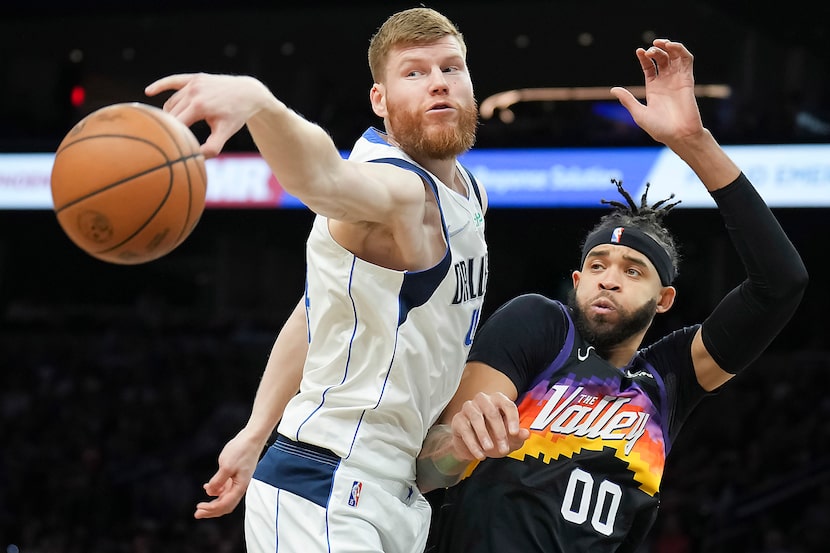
{"left": 429, "top": 68, "right": 449, "bottom": 94}
{"left": 598, "top": 270, "right": 621, "bottom": 291}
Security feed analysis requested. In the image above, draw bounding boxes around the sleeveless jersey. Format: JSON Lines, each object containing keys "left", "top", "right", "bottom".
{"left": 430, "top": 294, "right": 708, "bottom": 552}
{"left": 276, "top": 127, "right": 488, "bottom": 483}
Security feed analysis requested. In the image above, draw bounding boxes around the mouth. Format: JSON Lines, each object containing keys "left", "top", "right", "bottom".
{"left": 589, "top": 296, "right": 617, "bottom": 315}
{"left": 427, "top": 102, "right": 455, "bottom": 112}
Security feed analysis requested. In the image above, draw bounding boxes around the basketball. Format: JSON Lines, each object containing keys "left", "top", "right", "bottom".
{"left": 50, "top": 102, "right": 207, "bottom": 265}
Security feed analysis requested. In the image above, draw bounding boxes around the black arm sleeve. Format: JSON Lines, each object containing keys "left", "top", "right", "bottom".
{"left": 701, "top": 173, "right": 809, "bottom": 374}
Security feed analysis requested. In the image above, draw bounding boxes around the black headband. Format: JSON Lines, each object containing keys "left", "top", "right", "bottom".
{"left": 580, "top": 226, "right": 675, "bottom": 286}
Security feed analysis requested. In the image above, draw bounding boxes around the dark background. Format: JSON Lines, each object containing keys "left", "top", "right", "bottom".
{"left": 1, "top": 2, "right": 828, "bottom": 552}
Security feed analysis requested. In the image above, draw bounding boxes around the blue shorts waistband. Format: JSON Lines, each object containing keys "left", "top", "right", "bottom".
{"left": 252, "top": 434, "right": 342, "bottom": 507}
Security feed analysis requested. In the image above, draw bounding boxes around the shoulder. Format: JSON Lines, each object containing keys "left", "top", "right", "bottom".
{"left": 482, "top": 293, "right": 567, "bottom": 334}
{"left": 347, "top": 127, "right": 394, "bottom": 161}
{"left": 639, "top": 324, "right": 701, "bottom": 372}
{"left": 470, "top": 294, "right": 570, "bottom": 391}
{"left": 498, "top": 293, "right": 564, "bottom": 314}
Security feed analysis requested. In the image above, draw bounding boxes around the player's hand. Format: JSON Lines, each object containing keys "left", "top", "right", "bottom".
{"left": 611, "top": 39, "right": 704, "bottom": 147}
{"left": 450, "top": 391, "right": 530, "bottom": 461}
{"left": 145, "top": 73, "right": 272, "bottom": 159}
{"left": 194, "top": 429, "right": 264, "bottom": 519}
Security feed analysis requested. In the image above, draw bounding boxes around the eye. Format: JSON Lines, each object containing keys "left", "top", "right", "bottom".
{"left": 443, "top": 66, "right": 460, "bottom": 74}
{"left": 626, "top": 267, "right": 643, "bottom": 277}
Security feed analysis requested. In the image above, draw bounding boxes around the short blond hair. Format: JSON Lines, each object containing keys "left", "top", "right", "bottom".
{"left": 368, "top": 7, "right": 467, "bottom": 83}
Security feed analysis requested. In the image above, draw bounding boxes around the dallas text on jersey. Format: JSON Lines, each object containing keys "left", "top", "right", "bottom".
{"left": 452, "top": 254, "right": 488, "bottom": 305}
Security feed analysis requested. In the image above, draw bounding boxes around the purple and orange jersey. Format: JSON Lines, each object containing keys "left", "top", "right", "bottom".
{"left": 430, "top": 294, "right": 707, "bottom": 553}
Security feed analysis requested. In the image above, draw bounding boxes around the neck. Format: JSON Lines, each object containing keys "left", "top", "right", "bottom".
{"left": 606, "top": 332, "right": 646, "bottom": 368}
{"left": 383, "top": 133, "right": 462, "bottom": 192}
{"left": 415, "top": 156, "right": 459, "bottom": 191}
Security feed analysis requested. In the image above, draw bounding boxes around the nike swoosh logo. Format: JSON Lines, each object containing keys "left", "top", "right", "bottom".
{"left": 577, "top": 346, "right": 595, "bottom": 361}
{"left": 448, "top": 221, "right": 469, "bottom": 237}
{"left": 624, "top": 369, "right": 654, "bottom": 379}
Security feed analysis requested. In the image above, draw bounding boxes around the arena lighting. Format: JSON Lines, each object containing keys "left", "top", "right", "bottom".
{"left": 479, "top": 85, "right": 732, "bottom": 122}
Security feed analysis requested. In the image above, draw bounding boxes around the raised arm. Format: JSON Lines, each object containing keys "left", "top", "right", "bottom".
{"left": 610, "top": 39, "right": 739, "bottom": 190}
{"left": 613, "top": 39, "right": 808, "bottom": 390}
{"left": 692, "top": 172, "right": 807, "bottom": 390}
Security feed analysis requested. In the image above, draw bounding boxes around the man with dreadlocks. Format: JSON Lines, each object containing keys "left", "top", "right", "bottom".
{"left": 417, "top": 38, "right": 808, "bottom": 552}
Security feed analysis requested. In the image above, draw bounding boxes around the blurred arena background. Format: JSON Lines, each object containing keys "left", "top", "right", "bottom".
{"left": 1, "top": 1, "right": 828, "bottom": 551}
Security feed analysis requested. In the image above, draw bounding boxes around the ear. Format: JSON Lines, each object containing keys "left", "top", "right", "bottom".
{"left": 571, "top": 270, "right": 581, "bottom": 288}
{"left": 370, "top": 83, "right": 387, "bottom": 118}
{"left": 655, "top": 285, "right": 676, "bottom": 313}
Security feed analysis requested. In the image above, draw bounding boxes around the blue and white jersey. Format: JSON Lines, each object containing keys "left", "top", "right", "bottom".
{"left": 277, "top": 127, "right": 488, "bottom": 482}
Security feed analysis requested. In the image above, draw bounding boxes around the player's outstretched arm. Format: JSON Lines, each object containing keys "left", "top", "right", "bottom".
{"left": 145, "top": 73, "right": 425, "bottom": 227}
{"left": 195, "top": 298, "right": 308, "bottom": 518}
{"left": 612, "top": 39, "right": 808, "bottom": 390}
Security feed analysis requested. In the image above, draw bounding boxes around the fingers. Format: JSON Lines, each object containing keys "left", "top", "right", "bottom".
{"left": 452, "top": 392, "right": 528, "bottom": 460}
{"left": 194, "top": 471, "right": 246, "bottom": 519}
{"left": 610, "top": 86, "right": 643, "bottom": 119}
{"left": 155, "top": 86, "right": 197, "bottom": 126}
{"left": 143, "top": 72, "right": 232, "bottom": 158}
{"left": 203, "top": 467, "right": 232, "bottom": 496}
{"left": 640, "top": 39, "right": 693, "bottom": 77}
{"left": 642, "top": 45, "right": 670, "bottom": 75}
{"left": 451, "top": 410, "right": 487, "bottom": 460}
{"left": 194, "top": 490, "right": 242, "bottom": 519}
{"left": 653, "top": 38, "right": 691, "bottom": 59}
{"left": 201, "top": 129, "right": 230, "bottom": 159}
{"left": 144, "top": 73, "right": 211, "bottom": 129}
{"left": 144, "top": 74, "right": 196, "bottom": 97}
{"left": 635, "top": 47, "right": 658, "bottom": 79}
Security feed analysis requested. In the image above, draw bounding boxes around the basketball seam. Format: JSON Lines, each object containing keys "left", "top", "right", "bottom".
{"left": 51, "top": 103, "right": 206, "bottom": 264}
{"left": 53, "top": 140, "right": 201, "bottom": 213}
{"left": 91, "top": 158, "right": 202, "bottom": 257}
{"left": 139, "top": 106, "right": 205, "bottom": 247}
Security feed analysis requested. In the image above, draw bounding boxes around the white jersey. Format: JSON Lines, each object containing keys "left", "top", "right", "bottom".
{"left": 277, "top": 127, "right": 488, "bottom": 482}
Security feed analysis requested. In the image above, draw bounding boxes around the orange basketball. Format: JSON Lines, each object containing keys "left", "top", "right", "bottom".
{"left": 50, "top": 102, "right": 207, "bottom": 265}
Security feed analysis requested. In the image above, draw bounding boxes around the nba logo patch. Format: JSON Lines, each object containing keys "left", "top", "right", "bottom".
{"left": 348, "top": 481, "right": 362, "bottom": 507}
{"left": 611, "top": 227, "right": 625, "bottom": 243}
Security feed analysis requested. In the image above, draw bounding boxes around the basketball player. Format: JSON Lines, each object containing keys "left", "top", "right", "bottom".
{"left": 417, "top": 39, "right": 808, "bottom": 552}
{"left": 145, "top": 8, "right": 488, "bottom": 553}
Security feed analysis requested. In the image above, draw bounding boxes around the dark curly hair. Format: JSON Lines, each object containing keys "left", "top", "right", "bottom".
{"left": 582, "top": 179, "right": 682, "bottom": 277}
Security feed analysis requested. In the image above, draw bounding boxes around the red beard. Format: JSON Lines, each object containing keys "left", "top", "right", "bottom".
{"left": 387, "top": 100, "right": 479, "bottom": 160}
